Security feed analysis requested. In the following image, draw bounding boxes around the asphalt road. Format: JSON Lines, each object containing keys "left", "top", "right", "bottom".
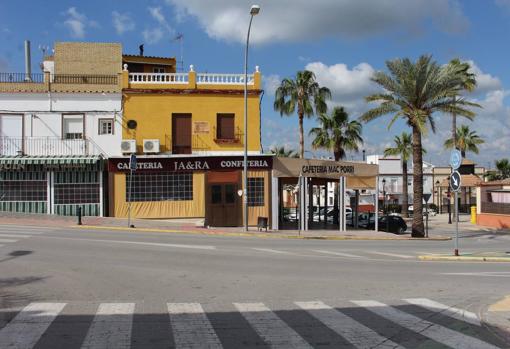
{"left": 0, "top": 223, "right": 509, "bottom": 348}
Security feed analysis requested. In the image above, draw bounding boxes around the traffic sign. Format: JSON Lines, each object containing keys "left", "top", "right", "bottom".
{"left": 423, "top": 193, "right": 432, "bottom": 203}
{"left": 129, "top": 154, "right": 137, "bottom": 171}
{"left": 449, "top": 149, "right": 462, "bottom": 170}
{"left": 450, "top": 171, "right": 461, "bottom": 192}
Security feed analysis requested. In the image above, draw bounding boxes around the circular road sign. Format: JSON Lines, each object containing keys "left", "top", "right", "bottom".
{"left": 450, "top": 149, "right": 462, "bottom": 170}
{"left": 450, "top": 171, "right": 461, "bottom": 192}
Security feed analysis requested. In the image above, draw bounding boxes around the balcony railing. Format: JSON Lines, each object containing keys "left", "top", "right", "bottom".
{"left": 129, "top": 73, "right": 188, "bottom": 84}
{"left": 197, "top": 73, "right": 254, "bottom": 85}
{"left": 0, "top": 73, "right": 45, "bottom": 83}
{"left": 0, "top": 137, "right": 104, "bottom": 156}
{"left": 51, "top": 74, "right": 118, "bottom": 85}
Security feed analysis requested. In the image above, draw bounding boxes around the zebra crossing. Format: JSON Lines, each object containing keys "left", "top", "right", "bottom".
{"left": 0, "top": 298, "right": 505, "bottom": 348}
{"left": 0, "top": 224, "right": 50, "bottom": 249}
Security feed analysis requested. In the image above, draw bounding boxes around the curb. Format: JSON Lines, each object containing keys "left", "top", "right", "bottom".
{"left": 418, "top": 255, "right": 510, "bottom": 262}
{"left": 72, "top": 225, "right": 451, "bottom": 241}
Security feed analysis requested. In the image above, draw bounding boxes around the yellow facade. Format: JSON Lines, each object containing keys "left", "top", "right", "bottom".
{"left": 121, "top": 69, "right": 262, "bottom": 153}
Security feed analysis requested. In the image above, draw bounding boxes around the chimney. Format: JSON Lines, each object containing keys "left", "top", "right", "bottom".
{"left": 24, "top": 40, "right": 32, "bottom": 81}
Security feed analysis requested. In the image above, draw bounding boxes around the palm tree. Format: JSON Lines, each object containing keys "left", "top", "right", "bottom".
{"left": 447, "top": 59, "right": 477, "bottom": 151}
{"left": 274, "top": 71, "right": 331, "bottom": 158}
{"left": 444, "top": 125, "right": 484, "bottom": 157}
{"left": 270, "top": 146, "right": 299, "bottom": 158}
{"left": 360, "top": 55, "right": 479, "bottom": 237}
{"left": 309, "top": 106, "right": 363, "bottom": 161}
{"left": 384, "top": 132, "right": 413, "bottom": 218}
{"left": 486, "top": 158, "right": 510, "bottom": 181}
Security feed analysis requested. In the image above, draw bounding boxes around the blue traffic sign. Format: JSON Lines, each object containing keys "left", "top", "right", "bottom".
{"left": 129, "top": 154, "right": 137, "bottom": 171}
{"left": 450, "top": 171, "right": 461, "bottom": 192}
{"left": 449, "top": 150, "right": 462, "bottom": 170}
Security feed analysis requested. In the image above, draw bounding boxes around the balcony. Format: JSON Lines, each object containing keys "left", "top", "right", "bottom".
{"left": 124, "top": 65, "right": 261, "bottom": 91}
{"left": 0, "top": 137, "right": 105, "bottom": 156}
{"left": 0, "top": 72, "right": 121, "bottom": 93}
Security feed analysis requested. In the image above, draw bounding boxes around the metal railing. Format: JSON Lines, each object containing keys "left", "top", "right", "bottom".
{"left": 481, "top": 202, "right": 510, "bottom": 215}
{"left": 197, "top": 73, "right": 254, "bottom": 85}
{"left": 0, "top": 73, "right": 44, "bottom": 83}
{"left": 129, "top": 73, "right": 188, "bottom": 84}
{"left": 52, "top": 74, "right": 118, "bottom": 85}
{"left": 0, "top": 137, "right": 103, "bottom": 156}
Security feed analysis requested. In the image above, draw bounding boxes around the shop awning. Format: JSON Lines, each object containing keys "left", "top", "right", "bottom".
{"left": 0, "top": 155, "right": 103, "bottom": 165}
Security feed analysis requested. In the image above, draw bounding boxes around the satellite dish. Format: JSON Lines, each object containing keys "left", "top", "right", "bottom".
{"left": 127, "top": 120, "right": 137, "bottom": 129}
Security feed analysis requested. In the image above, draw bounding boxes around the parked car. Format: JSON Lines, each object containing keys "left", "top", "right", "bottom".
{"left": 408, "top": 205, "right": 436, "bottom": 217}
{"left": 346, "top": 211, "right": 375, "bottom": 227}
{"left": 368, "top": 215, "right": 407, "bottom": 234}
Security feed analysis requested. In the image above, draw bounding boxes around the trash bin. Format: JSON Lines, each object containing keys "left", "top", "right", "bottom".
{"left": 470, "top": 206, "right": 477, "bottom": 224}
{"left": 257, "top": 217, "right": 268, "bottom": 231}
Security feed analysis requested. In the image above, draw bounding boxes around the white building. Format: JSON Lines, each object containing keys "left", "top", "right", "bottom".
{"left": 0, "top": 41, "right": 123, "bottom": 216}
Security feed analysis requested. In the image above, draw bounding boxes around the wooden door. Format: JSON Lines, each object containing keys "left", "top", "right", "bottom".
{"left": 172, "top": 114, "right": 191, "bottom": 154}
{"left": 207, "top": 183, "right": 240, "bottom": 227}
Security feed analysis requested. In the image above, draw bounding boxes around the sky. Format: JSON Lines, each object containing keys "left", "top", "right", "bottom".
{"left": 1, "top": 0, "right": 509, "bottom": 167}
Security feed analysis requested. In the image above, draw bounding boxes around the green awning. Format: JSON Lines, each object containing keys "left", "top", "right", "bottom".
{"left": 0, "top": 155, "right": 103, "bottom": 165}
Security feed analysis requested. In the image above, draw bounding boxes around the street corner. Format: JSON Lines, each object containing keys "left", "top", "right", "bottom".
{"left": 419, "top": 252, "right": 510, "bottom": 262}
{"left": 484, "top": 295, "right": 510, "bottom": 345}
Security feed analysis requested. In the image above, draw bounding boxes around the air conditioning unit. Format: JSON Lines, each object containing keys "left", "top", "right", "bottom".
{"left": 143, "top": 139, "right": 160, "bottom": 153}
{"left": 120, "top": 139, "right": 136, "bottom": 153}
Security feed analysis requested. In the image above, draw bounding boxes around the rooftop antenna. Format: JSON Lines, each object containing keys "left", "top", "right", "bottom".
{"left": 172, "top": 33, "right": 184, "bottom": 72}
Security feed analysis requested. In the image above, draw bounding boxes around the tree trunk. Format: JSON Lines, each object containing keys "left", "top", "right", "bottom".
{"left": 461, "top": 149, "right": 466, "bottom": 158}
{"left": 402, "top": 160, "right": 409, "bottom": 218}
{"left": 411, "top": 125, "right": 425, "bottom": 237}
{"left": 298, "top": 112, "right": 304, "bottom": 158}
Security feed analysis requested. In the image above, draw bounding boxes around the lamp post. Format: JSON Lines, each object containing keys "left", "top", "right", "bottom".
{"left": 435, "top": 180, "right": 441, "bottom": 214}
{"left": 243, "top": 5, "right": 260, "bottom": 232}
{"left": 447, "top": 176, "right": 452, "bottom": 224}
{"left": 382, "top": 179, "right": 386, "bottom": 215}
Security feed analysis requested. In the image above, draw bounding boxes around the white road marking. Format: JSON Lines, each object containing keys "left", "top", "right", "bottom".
{"left": 81, "top": 303, "right": 135, "bottom": 349}
{"left": 352, "top": 300, "right": 499, "bottom": 349}
{"left": 404, "top": 298, "right": 480, "bottom": 326}
{"left": 167, "top": 303, "right": 222, "bottom": 349}
{"left": 367, "top": 251, "right": 414, "bottom": 259}
{"left": 39, "top": 236, "right": 216, "bottom": 250}
{"left": 0, "top": 233, "right": 31, "bottom": 238}
{"left": 234, "top": 302, "right": 312, "bottom": 348}
{"left": 0, "top": 238, "right": 19, "bottom": 243}
{"left": 0, "top": 302, "right": 66, "bottom": 349}
{"left": 296, "top": 301, "right": 404, "bottom": 349}
{"left": 252, "top": 248, "right": 291, "bottom": 254}
{"left": 312, "top": 250, "right": 364, "bottom": 258}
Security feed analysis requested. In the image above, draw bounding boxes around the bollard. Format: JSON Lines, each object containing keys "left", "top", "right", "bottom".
{"left": 77, "top": 206, "right": 82, "bottom": 225}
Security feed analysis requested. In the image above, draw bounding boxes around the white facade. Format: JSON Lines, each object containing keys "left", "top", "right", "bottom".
{"left": 367, "top": 154, "right": 434, "bottom": 204}
{"left": 0, "top": 92, "right": 122, "bottom": 157}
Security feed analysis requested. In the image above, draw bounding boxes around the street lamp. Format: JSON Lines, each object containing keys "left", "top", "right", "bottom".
{"left": 447, "top": 176, "right": 452, "bottom": 224}
{"left": 243, "top": 5, "right": 260, "bottom": 232}
{"left": 382, "top": 179, "right": 386, "bottom": 215}
{"left": 435, "top": 180, "right": 441, "bottom": 214}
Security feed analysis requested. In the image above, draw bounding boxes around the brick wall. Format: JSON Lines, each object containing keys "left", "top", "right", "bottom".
{"left": 54, "top": 42, "right": 122, "bottom": 75}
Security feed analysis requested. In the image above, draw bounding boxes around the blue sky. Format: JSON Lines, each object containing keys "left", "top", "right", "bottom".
{"left": 1, "top": 0, "right": 509, "bottom": 167}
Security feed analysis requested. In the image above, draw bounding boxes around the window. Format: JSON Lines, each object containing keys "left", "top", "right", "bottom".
{"left": 126, "top": 172, "right": 193, "bottom": 202}
{"left": 62, "top": 114, "right": 84, "bottom": 139}
{"left": 211, "top": 185, "right": 222, "bottom": 204}
{"left": 153, "top": 67, "right": 165, "bottom": 73}
{"left": 54, "top": 171, "right": 99, "bottom": 204}
{"left": 216, "top": 114, "right": 235, "bottom": 140}
{"left": 0, "top": 172, "right": 47, "bottom": 201}
{"left": 98, "top": 119, "right": 114, "bottom": 135}
{"left": 247, "top": 177, "right": 264, "bottom": 206}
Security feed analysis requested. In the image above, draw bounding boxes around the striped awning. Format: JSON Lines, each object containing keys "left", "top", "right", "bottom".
{"left": 0, "top": 155, "right": 103, "bottom": 165}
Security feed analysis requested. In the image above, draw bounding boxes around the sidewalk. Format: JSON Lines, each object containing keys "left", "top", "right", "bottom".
{"left": 0, "top": 212, "right": 451, "bottom": 240}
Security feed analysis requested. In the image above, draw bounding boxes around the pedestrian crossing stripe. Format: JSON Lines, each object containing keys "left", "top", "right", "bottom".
{"left": 0, "top": 299, "right": 502, "bottom": 349}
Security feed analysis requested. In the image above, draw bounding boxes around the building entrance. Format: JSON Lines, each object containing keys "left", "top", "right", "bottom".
{"left": 206, "top": 171, "right": 241, "bottom": 227}
{"left": 308, "top": 178, "right": 339, "bottom": 230}
{"left": 278, "top": 177, "right": 300, "bottom": 230}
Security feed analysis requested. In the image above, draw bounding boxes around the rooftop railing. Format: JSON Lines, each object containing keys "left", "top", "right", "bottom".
{"left": 129, "top": 73, "right": 188, "bottom": 84}
{"left": 196, "top": 73, "right": 254, "bottom": 85}
{"left": 0, "top": 137, "right": 104, "bottom": 156}
{"left": 0, "top": 73, "right": 44, "bottom": 83}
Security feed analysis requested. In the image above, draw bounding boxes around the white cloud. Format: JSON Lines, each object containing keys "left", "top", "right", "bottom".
{"left": 166, "top": 0, "right": 468, "bottom": 44}
{"left": 465, "top": 60, "right": 503, "bottom": 95}
{"left": 112, "top": 11, "right": 135, "bottom": 35}
{"left": 143, "top": 7, "right": 174, "bottom": 45}
{"left": 142, "top": 28, "right": 164, "bottom": 45}
{"left": 62, "top": 7, "right": 97, "bottom": 38}
{"left": 263, "top": 74, "right": 281, "bottom": 96}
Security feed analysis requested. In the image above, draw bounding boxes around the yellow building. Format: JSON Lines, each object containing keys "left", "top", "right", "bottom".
{"left": 108, "top": 54, "right": 270, "bottom": 226}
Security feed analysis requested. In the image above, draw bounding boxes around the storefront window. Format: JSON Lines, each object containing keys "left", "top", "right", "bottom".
{"left": 54, "top": 172, "right": 99, "bottom": 204}
{"left": 247, "top": 177, "right": 264, "bottom": 206}
{"left": 126, "top": 172, "right": 193, "bottom": 202}
{"left": 0, "top": 172, "right": 47, "bottom": 201}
